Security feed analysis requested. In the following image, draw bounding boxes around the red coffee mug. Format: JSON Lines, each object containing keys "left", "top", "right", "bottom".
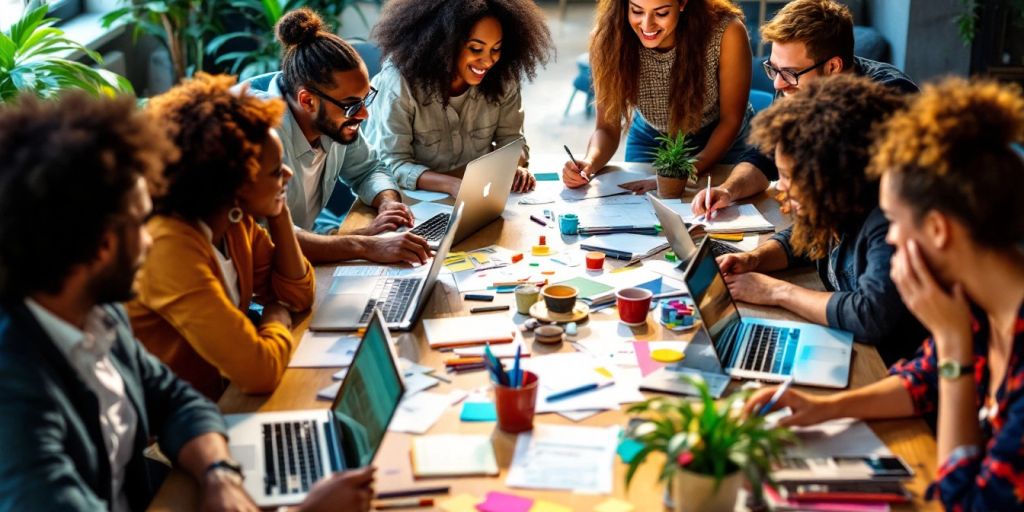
{"left": 616, "top": 287, "right": 653, "bottom": 325}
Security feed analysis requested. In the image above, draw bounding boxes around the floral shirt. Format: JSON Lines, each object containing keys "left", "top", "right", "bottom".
{"left": 888, "top": 302, "right": 1024, "bottom": 511}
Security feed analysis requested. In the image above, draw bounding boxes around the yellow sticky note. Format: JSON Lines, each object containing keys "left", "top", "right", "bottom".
{"left": 439, "top": 493, "right": 481, "bottom": 512}
{"left": 471, "top": 252, "right": 491, "bottom": 264}
{"left": 594, "top": 498, "right": 635, "bottom": 512}
{"left": 531, "top": 500, "right": 573, "bottom": 512}
{"left": 594, "top": 367, "right": 613, "bottom": 379}
{"left": 609, "top": 265, "right": 639, "bottom": 274}
{"left": 709, "top": 232, "right": 744, "bottom": 241}
{"left": 446, "top": 259, "right": 476, "bottom": 272}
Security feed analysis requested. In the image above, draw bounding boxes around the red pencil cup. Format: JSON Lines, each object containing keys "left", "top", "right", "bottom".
{"left": 494, "top": 371, "right": 539, "bottom": 433}
{"left": 616, "top": 287, "right": 653, "bottom": 326}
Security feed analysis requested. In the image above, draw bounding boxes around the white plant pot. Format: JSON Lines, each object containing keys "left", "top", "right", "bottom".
{"left": 665, "top": 469, "right": 743, "bottom": 512}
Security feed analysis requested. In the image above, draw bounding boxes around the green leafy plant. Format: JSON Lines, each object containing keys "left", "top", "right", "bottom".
{"left": 102, "top": 0, "right": 228, "bottom": 82}
{"left": 0, "top": 3, "right": 133, "bottom": 101}
{"left": 208, "top": 0, "right": 381, "bottom": 81}
{"left": 651, "top": 133, "right": 699, "bottom": 181}
{"left": 624, "top": 375, "right": 794, "bottom": 495}
{"left": 956, "top": 0, "right": 1024, "bottom": 44}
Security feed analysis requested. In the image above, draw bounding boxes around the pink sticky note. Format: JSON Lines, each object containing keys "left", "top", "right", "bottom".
{"left": 476, "top": 491, "right": 534, "bottom": 512}
{"left": 632, "top": 341, "right": 659, "bottom": 377}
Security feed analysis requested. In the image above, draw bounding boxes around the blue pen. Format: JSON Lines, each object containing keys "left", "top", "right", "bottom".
{"left": 484, "top": 343, "right": 508, "bottom": 386}
{"left": 545, "top": 381, "right": 614, "bottom": 402}
{"left": 757, "top": 377, "right": 794, "bottom": 416}
{"left": 511, "top": 345, "right": 522, "bottom": 388}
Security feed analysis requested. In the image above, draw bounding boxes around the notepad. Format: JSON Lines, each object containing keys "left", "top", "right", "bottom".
{"left": 665, "top": 202, "right": 775, "bottom": 233}
{"left": 422, "top": 315, "right": 517, "bottom": 348}
{"left": 411, "top": 434, "right": 499, "bottom": 477}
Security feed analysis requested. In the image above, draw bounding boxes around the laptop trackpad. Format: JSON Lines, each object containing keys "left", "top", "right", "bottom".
{"left": 799, "top": 345, "right": 847, "bottom": 363}
{"left": 329, "top": 276, "right": 376, "bottom": 295}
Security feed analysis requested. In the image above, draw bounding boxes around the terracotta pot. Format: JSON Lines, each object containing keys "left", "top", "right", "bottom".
{"left": 656, "top": 175, "right": 686, "bottom": 199}
{"left": 664, "top": 469, "right": 743, "bottom": 512}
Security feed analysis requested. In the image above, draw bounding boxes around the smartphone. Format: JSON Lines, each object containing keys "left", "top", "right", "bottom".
{"left": 862, "top": 455, "right": 915, "bottom": 478}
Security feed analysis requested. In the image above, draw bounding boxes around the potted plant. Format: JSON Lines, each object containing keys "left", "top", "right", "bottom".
{"left": 625, "top": 375, "right": 794, "bottom": 512}
{"left": 1, "top": 2, "right": 133, "bottom": 102}
{"left": 650, "top": 132, "right": 699, "bottom": 199}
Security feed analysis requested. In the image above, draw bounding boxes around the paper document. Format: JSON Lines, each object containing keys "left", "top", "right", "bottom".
{"left": 288, "top": 331, "right": 360, "bottom": 368}
{"left": 423, "top": 315, "right": 517, "bottom": 348}
{"left": 403, "top": 189, "right": 450, "bottom": 202}
{"left": 332, "top": 264, "right": 420, "bottom": 278}
{"left": 559, "top": 167, "right": 652, "bottom": 202}
{"left": 663, "top": 201, "right": 775, "bottom": 233}
{"left": 573, "top": 201, "right": 658, "bottom": 229}
{"left": 786, "top": 418, "right": 891, "bottom": 458}
{"left": 521, "top": 353, "right": 620, "bottom": 413}
{"left": 638, "top": 367, "right": 730, "bottom": 398}
{"left": 388, "top": 390, "right": 463, "bottom": 434}
{"left": 412, "top": 434, "right": 499, "bottom": 477}
{"left": 579, "top": 233, "right": 668, "bottom": 258}
{"left": 506, "top": 424, "right": 619, "bottom": 494}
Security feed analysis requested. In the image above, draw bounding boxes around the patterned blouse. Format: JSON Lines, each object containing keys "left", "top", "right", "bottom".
{"left": 888, "top": 302, "right": 1024, "bottom": 510}
{"left": 636, "top": 16, "right": 733, "bottom": 133}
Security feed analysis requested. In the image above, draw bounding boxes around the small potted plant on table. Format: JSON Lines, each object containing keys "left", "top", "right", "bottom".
{"left": 625, "top": 376, "right": 793, "bottom": 512}
{"left": 650, "top": 133, "right": 699, "bottom": 199}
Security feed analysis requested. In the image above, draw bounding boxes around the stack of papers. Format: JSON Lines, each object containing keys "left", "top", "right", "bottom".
{"left": 506, "top": 424, "right": 619, "bottom": 494}
{"left": 411, "top": 434, "right": 499, "bottom": 477}
{"left": 579, "top": 233, "right": 668, "bottom": 259}
{"left": 423, "top": 315, "right": 517, "bottom": 348}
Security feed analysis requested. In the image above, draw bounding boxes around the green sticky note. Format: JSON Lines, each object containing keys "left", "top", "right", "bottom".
{"left": 617, "top": 438, "right": 644, "bottom": 463}
{"left": 533, "top": 172, "right": 560, "bottom": 181}
{"left": 460, "top": 402, "right": 497, "bottom": 422}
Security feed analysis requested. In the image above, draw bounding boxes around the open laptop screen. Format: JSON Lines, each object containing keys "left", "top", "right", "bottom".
{"left": 331, "top": 310, "right": 404, "bottom": 468}
{"left": 685, "top": 239, "right": 744, "bottom": 365}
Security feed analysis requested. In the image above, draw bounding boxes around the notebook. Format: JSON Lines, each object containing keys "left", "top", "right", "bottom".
{"left": 666, "top": 202, "right": 775, "bottom": 233}
{"left": 411, "top": 434, "right": 499, "bottom": 477}
{"left": 422, "top": 315, "right": 517, "bottom": 348}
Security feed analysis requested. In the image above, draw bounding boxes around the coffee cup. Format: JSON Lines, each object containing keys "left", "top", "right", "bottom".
{"left": 616, "top": 287, "right": 653, "bottom": 325}
{"left": 542, "top": 284, "right": 578, "bottom": 314}
{"left": 514, "top": 284, "right": 540, "bottom": 314}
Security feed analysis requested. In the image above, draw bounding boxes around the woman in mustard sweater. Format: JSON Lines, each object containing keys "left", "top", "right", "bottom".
{"left": 129, "top": 73, "right": 315, "bottom": 399}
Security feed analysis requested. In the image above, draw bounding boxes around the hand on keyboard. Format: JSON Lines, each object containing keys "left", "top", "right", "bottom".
{"left": 363, "top": 232, "right": 431, "bottom": 265}
{"left": 356, "top": 207, "right": 414, "bottom": 235}
{"left": 722, "top": 272, "right": 788, "bottom": 306}
{"left": 301, "top": 466, "right": 375, "bottom": 512}
{"left": 717, "top": 251, "right": 759, "bottom": 275}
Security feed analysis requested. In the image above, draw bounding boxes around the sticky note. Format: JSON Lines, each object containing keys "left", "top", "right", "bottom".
{"left": 460, "top": 401, "right": 497, "bottom": 422}
{"left": 446, "top": 259, "right": 476, "bottom": 272}
{"left": 476, "top": 491, "right": 534, "bottom": 512}
{"left": 617, "top": 437, "right": 644, "bottom": 464}
{"left": 594, "top": 498, "right": 636, "bottom": 512}
{"left": 530, "top": 500, "right": 573, "bottom": 512}
{"left": 471, "top": 253, "right": 490, "bottom": 264}
{"left": 440, "top": 493, "right": 482, "bottom": 512}
{"left": 594, "top": 367, "right": 613, "bottom": 379}
{"left": 651, "top": 348, "right": 684, "bottom": 363}
{"left": 533, "top": 172, "right": 560, "bottom": 181}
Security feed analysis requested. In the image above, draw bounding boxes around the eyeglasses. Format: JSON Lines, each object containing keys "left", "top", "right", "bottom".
{"left": 305, "top": 85, "right": 378, "bottom": 118}
{"left": 762, "top": 59, "right": 829, "bottom": 87}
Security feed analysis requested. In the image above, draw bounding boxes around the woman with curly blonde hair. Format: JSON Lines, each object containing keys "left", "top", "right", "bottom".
{"left": 128, "top": 73, "right": 315, "bottom": 399}
{"left": 561, "top": 0, "right": 753, "bottom": 196}
{"left": 718, "top": 74, "right": 925, "bottom": 364}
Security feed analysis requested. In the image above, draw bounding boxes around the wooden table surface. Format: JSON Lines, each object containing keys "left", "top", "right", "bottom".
{"left": 148, "top": 162, "right": 938, "bottom": 511}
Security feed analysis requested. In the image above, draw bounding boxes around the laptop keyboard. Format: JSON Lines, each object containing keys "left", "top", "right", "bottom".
{"left": 708, "top": 239, "right": 742, "bottom": 257}
{"left": 410, "top": 213, "right": 450, "bottom": 241}
{"left": 262, "top": 420, "right": 323, "bottom": 496}
{"left": 737, "top": 324, "right": 800, "bottom": 375}
{"left": 359, "top": 277, "right": 421, "bottom": 323}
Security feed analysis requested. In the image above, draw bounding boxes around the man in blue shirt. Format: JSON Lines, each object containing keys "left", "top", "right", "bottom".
{"left": 693, "top": 0, "right": 918, "bottom": 217}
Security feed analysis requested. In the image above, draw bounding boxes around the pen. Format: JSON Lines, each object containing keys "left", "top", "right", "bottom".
{"left": 373, "top": 498, "right": 435, "bottom": 509}
{"left": 758, "top": 377, "right": 795, "bottom": 416}
{"left": 470, "top": 305, "right": 511, "bottom": 313}
{"left": 529, "top": 214, "right": 548, "bottom": 227}
{"left": 376, "top": 486, "right": 451, "bottom": 500}
{"left": 579, "top": 247, "right": 633, "bottom": 261}
{"left": 464, "top": 293, "right": 495, "bottom": 302}
{"left": 512, "top": 345, "right": 522, "bottom": 388}
{"left": 564, "top": 144, "right": 589, "bottom": 182}
{"left": 546, "top": 381, "right": 614, "bottom": 402}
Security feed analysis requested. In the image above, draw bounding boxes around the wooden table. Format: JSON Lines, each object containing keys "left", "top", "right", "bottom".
{"left": 148, "top": 162, "right": 938, "bottom": 511}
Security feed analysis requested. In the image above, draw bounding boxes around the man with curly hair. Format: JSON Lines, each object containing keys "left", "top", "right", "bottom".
{"left": 245, "top": 8, "right": 432, "bottom": 266}
{"left": 717, "top": 74, "right": 926, "bottom": 364}
{"left": 693, "top": 0, "right": 918, "bottom": 217}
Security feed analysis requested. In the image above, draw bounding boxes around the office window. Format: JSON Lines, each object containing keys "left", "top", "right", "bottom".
{"left": 0, "top": 0, "right": 83, "bottom": 30}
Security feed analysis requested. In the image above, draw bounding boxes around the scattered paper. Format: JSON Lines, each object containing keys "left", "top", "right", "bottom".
{"left": 403, "top": 189, "right": 450, "bottom": 202}
{"left": 786, "top": 418, "right": 891, "bottom": 458}
{"left": 663, "top": 201, "right": 774, "bottom": 233}
{"left": 521, "top": 353, "right": 620, "bottom": 414}
{"left": 579, "top": 233, "right": 668, "bottom": 258}
{"left": 633, "top": 341, "right": 689, "bottom": 377}
{"left": 388, "top": 390, "right": 457, "bottom": 434}
{"left": 423, "top": 315, "right": 517, "bottom": 348}
{"left": 332, "top": 264, "right": 420, "bottom": 278}
{"left": 573, "top": 201, "right": 658, "bottom": 229}
{"left": 559, "top": 167, "right": 652, "bottom": 202}
{"left": 411, "top": 434, "right": 499, "bottom": 477}
{"left": 288, "top": 331, "right": 359, "bottom": 368}
{"left": 506, "top": 424, "right": 619, "bottom": 494}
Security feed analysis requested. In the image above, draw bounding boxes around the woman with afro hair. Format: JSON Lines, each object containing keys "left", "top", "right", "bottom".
{"left": 364, "top": 0, "right": 553, "bottom": 197}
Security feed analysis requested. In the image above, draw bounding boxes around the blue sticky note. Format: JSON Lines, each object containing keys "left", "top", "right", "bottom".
{"left": 460, "top": 401, "right": 497, "bottom": 422}
{"left": 533, "top": 172, "right": 560, "bottom": 181}
{"left": 617, "top": 438, "right": 644, "bottom": 463}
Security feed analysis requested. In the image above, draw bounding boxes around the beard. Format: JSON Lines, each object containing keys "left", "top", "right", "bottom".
{"left": 314, "top": 104, "right": 361, "bottom": 145}
{"left": 89, "top": 232, "right": 141, "bottom": 305}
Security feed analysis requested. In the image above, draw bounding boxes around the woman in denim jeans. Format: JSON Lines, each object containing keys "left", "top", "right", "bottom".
{"left": 561, "top": 0, "right": 753, "bottom": 196}
{"left": 364, "top": 0, "right": 553, "bottom": 198}
{"left": 718, "top": 75, "right": 926, "bottom": 365}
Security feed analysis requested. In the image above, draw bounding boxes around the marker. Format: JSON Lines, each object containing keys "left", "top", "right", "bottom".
{"left": 564, "top": 144, "right": 589, "bottom": 182}
{"left": 511, "top": 345, "right": 522, "bottom": 388}
{"left": 373, "top": 498, "right": 435, "bottom": 509}
{"left": 545, "top": 381, "right": 614, "bottom": 402}
{"left": 758, "top": 377, "right": 795, "bottom": 416}
{"left": 376, "top": 486, "right": 451, "bottom": 500}
{"left": 464, "top": 293, "right": 494, "bottom": 302}
{"left": 704, "top": 175, "right": 714, "bottom": 223}
{"left": 470, "top": 305, "right": 511, "bottom": 314}
{"left": 529, "top": 214, "right": 548, "bottom": 227}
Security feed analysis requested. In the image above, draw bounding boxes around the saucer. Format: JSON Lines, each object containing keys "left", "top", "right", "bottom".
{"left": 529, "top": 301, "right": 590, "bottom": 323}
{"left": 619, "top": 319, "right": 648, "bottom": 327}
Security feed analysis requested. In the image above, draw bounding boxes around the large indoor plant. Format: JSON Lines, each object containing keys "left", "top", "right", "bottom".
{"left": 625, "top": 376, "right": 793, "bottom": 512}
{"left": 650, "top": 132, "right": 699, "bottom": 199}
{"left": 1, "top": 2, "right": 133, "bottom": 101}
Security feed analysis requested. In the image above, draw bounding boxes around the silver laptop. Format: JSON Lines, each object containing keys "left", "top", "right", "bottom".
{"left": 224, "top": 309, "right": 404, "bottom": 508}
{"left": 647, "top": 193, "right": 741, "bottom": 267}
{"left": 683, "top": 235, "right": 854, "bottom": 388}
{"left": 410, "top": 137, "right": 524, "bottom": 248}
{"left": 310, "top": 203, "right": 465, "bottom": 331}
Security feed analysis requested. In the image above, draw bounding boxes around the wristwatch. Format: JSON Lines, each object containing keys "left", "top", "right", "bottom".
{"left": 938, "top": 359, "right": 974, "bottom": 380}
{"left": 205, "top": 459, "right": 244, "bottom": 485}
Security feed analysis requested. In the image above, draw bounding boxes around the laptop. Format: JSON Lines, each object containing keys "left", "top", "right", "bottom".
{"left": 224, "top": 309, "right": 404, "bottom": 508}
{"left": 683, "top": 235, "right": 854, "bottom": 388}
{"left": 309, "top": 203, "right": 465, "bottom": 331}
{"left": 410, "top": 137, "right": 525, "bottom": 248}
{"left": 647, "top": 192, "right": 741, "bottom": 267}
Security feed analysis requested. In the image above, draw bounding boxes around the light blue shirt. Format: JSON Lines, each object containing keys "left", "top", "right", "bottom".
{"left": 249, "top": 74, "right": 399, "bottom": 231}
{"left": 364, "top": 61, "right": 529, "bottom": 190}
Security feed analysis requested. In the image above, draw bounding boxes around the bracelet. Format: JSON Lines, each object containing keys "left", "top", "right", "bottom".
{"left": 205, "top": 459, "right": 244, "bottom": 482}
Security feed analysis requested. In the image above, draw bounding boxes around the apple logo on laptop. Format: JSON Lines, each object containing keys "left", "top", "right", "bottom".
{"left": 482, "top": 182, "right": 492, "bottom": 198}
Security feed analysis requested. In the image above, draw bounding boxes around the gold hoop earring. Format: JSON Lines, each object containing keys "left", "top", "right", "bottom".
{"left": 228, "top": 207, "right": 243, "bottom": 223}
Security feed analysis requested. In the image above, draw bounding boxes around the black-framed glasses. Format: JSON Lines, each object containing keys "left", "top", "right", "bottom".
{"left": 305, "top": 85, "right": 378, "bottom": 118}
{"left": 762, "top": 59, "right": 829, "bottom": 87}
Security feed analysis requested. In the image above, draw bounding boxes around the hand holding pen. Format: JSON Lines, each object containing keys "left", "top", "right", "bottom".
{"left": 562, "top": 145, "right": 592, "bottom": 189}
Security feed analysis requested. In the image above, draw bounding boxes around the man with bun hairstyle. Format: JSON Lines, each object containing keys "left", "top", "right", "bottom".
{"left": 693, "top": 0, "right": 918, "bottom": 218}
{"left": 248, "top": 8, "right": 431, "bottom": 265}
